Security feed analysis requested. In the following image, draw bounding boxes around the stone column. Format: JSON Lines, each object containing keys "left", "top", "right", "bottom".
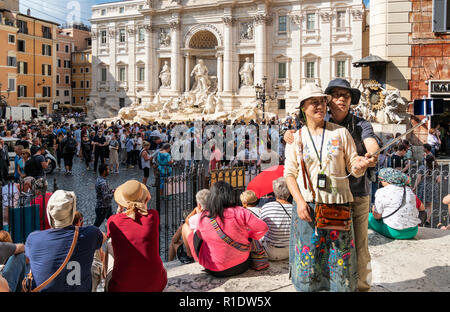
{"left": 127, "top": 25, "right": 136, "bottom": 100}
{"left": 254, "top": 14, "right": 269, "bottom": 86}
{"left": 108, "top": 26, "right": 116, "bottom": 93}
{"left": 90, "top": 28, "right": 98, "bottom": 100}
{"left": 170, "top": 20, "right": 181, "bottom": 94}
{"left": 144, "top": 24, "right": 153, "bottom": 93}
{"left": 185, "top": 53, "right": 191, "bottom": 92}
{"left": 223, "top": 17, "right": 234, "bottom": 93}
{"left": 217, "top": 52, "right": 223, "bottom": 92}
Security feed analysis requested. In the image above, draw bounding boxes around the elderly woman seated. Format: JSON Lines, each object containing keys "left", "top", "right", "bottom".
{"left": 369, "top": 168, "right": 422, "bottom": 240}
{"left": 240, "top": 190, "right": 260, "bottom": 218}
{"left": 259, "top": 177, "right": 292, "bottom": 261}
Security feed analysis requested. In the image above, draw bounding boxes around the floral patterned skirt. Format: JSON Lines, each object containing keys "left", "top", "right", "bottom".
{"left": 289, "top": 202, "right": 358, "bottom": 292}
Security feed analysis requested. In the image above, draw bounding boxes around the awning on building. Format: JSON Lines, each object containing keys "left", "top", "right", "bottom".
{"left": 352, "top": 54, "right": 392, "bottom": 68}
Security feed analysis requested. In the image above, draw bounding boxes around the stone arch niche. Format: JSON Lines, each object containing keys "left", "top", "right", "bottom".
{"left": 183, "top": 24, "right": 223, "bottom": 49}
{"left": 183, "top": 25, "right": 223, "bottom": 92}
{"left": 189, "top": 30, "right": 218, "bottom": 49}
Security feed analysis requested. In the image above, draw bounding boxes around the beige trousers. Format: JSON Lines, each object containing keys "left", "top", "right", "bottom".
{"left": 351, "top": 195, "right": 372, "bottom": 292}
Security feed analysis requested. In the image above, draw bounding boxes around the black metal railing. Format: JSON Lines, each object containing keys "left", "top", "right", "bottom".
{"left": 154, "top": 162, "right": 261, "bottom": 261}
{"left": 0, "top": 177, "right": 57, "bottom": 243}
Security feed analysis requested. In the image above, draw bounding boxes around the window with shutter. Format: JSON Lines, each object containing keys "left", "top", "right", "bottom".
{"left": 433, "top": 0, "right": 449, "bottom": 32}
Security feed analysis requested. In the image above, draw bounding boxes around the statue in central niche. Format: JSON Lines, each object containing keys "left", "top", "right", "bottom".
{"left": 190, "top": 59, "right": 211, "bottom": 93}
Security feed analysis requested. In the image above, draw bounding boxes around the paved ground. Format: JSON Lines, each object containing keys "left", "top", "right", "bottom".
{"left": 164, "top": 228, "right": 450, "bottom": 292}
{"left": 46, "top": 156, "right": 158, "bottom": 234}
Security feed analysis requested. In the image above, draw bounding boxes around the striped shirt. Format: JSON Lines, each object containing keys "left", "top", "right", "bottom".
{"left": 260, "top": 201, "right": 292, "bottom": 247}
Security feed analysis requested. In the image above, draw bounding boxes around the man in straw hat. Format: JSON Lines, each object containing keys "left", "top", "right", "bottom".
{"left": 284, "top": 78, "right": 380, "bottom": 292}
{"left": 105, "top": 180, "right": 167, "bottom": 292}
{"left": 25, "top": 190, "right": 105, "bottom": 292}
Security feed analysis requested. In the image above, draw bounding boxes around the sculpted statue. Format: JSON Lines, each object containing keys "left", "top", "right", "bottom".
{"left": 159, "top": 29, "right": 171, "bottom": 47}
{"left": 203, "top": 93, "right": 216, "bottom": 114}
{"left": 383, "top": 89, "right": 408, "bottom": 124}
{"left": 159, "top": 61, "right": 171, "bottom": 88}
{"left": 239, "top": 57, "right": 254, "bottom": 87}
{"left": 190, "top": 59, "right": 211, "bottom": 93}
{"left": 240, "top": 22, "right": 254, "bottom": 40}
{"left": 215, "top": 94, "right": 224, "bottom": 114}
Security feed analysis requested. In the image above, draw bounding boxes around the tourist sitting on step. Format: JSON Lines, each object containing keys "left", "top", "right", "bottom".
{"left": 186, "top": 181, "right": 268, "bottom": 278}
{"left": 259, "top": 178, "right": 292, "bottom": 261}
{"left": 107, "top": 180, "right": 167, "bottom": 292}
{"left": 369, "top": 168, "right": 422, "bottom": 240}
{"left": 0, "top": 230, "right": 27, "bottom": 292}
{"left": 175, "top": 189, "right": 210, "bottom": 264}
{"left": 239, "top": 190, "right": 260, "bottom": 218}
{"left": 437, "top": 194, "right": 450, "bottom": 230}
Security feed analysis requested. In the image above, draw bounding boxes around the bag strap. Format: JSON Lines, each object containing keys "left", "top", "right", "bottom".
{"left": 209, "top": 217, "right": 251, "bottom": 252}
{"left": 30, "top": 226, "right": 79, "bottom": 292}
{"left": 381, "top": 186, "right": 406, "bottom": 220}
{"left": 298, "top": 129, "right": 316, "bottom": 201}
{"left": 275, "top": 201, "right": 291, "bottom": 220}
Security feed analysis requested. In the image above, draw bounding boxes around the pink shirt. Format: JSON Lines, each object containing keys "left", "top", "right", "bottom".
{"left": 188, "top": 206, "right": 268, "bottom": 272}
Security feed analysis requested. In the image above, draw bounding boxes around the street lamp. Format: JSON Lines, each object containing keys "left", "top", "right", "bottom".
{"left": 255, "top": 77, "right": 278, "bottom": 120}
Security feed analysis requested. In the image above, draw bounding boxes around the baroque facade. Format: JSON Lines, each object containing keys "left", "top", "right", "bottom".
{"left": 89, "top": 0, "right": 365, "bottom": 118}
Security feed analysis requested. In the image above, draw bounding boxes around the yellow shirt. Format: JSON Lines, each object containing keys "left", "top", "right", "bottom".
{"left": 284, "top": 122, "right": 365, "bottom": 204}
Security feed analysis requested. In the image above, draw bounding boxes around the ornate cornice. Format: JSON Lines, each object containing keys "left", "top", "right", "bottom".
{"left": 253, "top": 14, "right": 272, "bottom": 26}
{"left": 351, "top": 9, "right": 363, "bottom": 21}
{"left": 144, "top": 24, "right": 153, "bottom": 32}
{"left": 320, "top": 12, "right": 333, "bottom": 23}
{"left": 289, "top": 13, "right": 303, "bottom": 26}
{"left": 169, "top": 20, "right": 180, "bottom": 30}
{"left": 222, "top": 17, "right": 235, "bottom": 26}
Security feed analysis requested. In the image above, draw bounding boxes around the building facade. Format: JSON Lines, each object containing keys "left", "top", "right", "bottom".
{"left": 55, "top": 24, "right": 91, "bottom": 112}
{"left": 15, "top": 13, "right": 58, "bottom": 114}
{"left": 90, "top": 0, "right": 365, "bottom": 117}
{"left": 72, "top": 48, "right": 92, "bottom": 112}
{"left": 370, "top": 0, "right": 412, "bottom": 100}
{"left": 56, "top": 30, "right": 74, "bottom": 109}
{"left": 0, "top": 9, "right": 18, "bottom": 110}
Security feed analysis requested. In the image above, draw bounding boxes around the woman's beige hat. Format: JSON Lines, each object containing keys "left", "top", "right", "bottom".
{"left": 297, "top": 83, "right": 332, "bottom": 109}
{"left": 47, "top": 190, "right": 77, "bottom": 229}
{"left": 114, "top": 180, "right": 150, "bottom": 220}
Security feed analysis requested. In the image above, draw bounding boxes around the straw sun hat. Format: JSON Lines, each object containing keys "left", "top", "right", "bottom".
{"left": 114, "top": 180, "right": 150, "bottom": 220}
{"left": 297, "top": 83, "right": 332, "bottom": 109}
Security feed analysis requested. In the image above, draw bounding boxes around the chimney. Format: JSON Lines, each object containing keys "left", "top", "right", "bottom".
{"left": 27, "top": 8, "right": 31, "bottom": 16}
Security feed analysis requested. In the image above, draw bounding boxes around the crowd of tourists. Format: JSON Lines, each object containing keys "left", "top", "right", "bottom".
{"left": 0, "top": 77, "right": 449, "bottom": 293}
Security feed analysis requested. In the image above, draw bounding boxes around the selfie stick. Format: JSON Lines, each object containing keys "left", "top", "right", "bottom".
{"left": 369, "top": 116, "right": 429, "bottom": 158}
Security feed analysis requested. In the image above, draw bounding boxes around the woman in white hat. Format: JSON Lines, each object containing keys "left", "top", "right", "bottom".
{"left": 106, "top": 180, "right": 167, "bottom": 292}
{"left": 284, "top": 83, "right": 374, "bottom": 292}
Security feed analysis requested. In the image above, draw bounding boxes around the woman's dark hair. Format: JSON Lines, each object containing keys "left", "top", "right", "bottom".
{"left": 203, "top": 181, "right": 235, "bottom": 222}
{"left": 425, "top": 154, "right": 437, "bottom": 170}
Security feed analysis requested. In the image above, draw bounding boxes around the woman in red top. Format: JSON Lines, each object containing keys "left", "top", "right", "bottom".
{"left": 187, "top": 181, "right": 268, "bottom": 277}
{"left": 107, "top": 180, "right": 167, "bottom": 292}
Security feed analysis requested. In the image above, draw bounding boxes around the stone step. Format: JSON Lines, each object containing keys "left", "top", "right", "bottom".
{"left": 164, "top": 227, "right": 450, "bottom": 292}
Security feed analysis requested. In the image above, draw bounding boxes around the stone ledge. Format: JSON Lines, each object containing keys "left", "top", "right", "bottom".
{"left": 164, "top": 228, "right": 450, "bottom": 292}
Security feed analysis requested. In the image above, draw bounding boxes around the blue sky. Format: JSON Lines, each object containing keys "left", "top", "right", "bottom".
{"left": 20, "top": 0, "right": 370, "bottom": 26}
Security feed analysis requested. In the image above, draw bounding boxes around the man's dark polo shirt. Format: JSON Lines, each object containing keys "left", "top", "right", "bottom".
{"left": 329, "top": 113, "right": 377, "bottom": 197}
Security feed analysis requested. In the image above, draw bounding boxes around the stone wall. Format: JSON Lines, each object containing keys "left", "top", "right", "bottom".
{"left": 407, "top": 0, "right": 450, "bottom": 145}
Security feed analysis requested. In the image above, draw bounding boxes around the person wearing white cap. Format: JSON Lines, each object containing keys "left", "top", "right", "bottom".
{"left": 284, "top": 83, "right": 374, "bottom": 292}
{"left": 25, "top": 190, "right": 105, "bottom": 292}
